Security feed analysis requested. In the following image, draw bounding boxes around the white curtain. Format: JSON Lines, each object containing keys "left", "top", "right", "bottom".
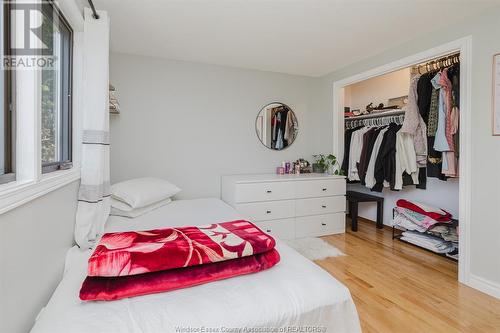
{"left": 75, "top": 9, "right": 111, "bottom": 248}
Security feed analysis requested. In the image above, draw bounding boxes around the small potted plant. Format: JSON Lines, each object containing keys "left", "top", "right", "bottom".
{"left": 312, "top": 154, "right": 328, "bottom": 173}
{"left": 313, "top": 154, "right": 344, "bottom": 175}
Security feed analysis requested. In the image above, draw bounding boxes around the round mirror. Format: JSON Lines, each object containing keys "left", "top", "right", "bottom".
{"left": 255, "top": 102, "right": 298, "bottom": 150}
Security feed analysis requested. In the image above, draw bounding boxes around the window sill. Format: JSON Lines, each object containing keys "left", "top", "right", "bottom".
{"left": 0, "top": 167, "right": 81, "bottom": 215}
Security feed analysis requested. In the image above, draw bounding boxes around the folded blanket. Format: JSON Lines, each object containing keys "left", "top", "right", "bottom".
{"left": 396, "top": 199, "right": 452, "bottom": 222}
{"left": 88, "top": 220, "right": 276, "bottom": 277}
{"left": 80, "top": 249, "right": 281, "bottom": 301}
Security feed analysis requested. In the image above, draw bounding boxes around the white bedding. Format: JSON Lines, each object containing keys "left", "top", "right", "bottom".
{"left": 31, "top": 198, "right": 361, "bottom": 333}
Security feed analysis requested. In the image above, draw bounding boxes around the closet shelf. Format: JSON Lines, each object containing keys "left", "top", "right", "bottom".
{"left": 345, "top": 109, "right": 405, "bottom": 121}
{"left": 391, "top": 207, "right": 458, "bottom": 262}
{"left": 392, "top": 228, "right": 458, "bottom": 262}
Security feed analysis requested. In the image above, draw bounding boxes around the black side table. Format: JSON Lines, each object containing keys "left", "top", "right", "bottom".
{"left": 346, "top": 191, "right": 384, "bottom": 231}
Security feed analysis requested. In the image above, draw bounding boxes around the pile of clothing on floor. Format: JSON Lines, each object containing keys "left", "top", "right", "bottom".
{"left": 393, "top": 199, "right": 458, "bottom": 256}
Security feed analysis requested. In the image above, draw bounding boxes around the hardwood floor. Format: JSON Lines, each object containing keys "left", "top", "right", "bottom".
{"left": 316, "top": 218, "right": 500, "bottom": 333}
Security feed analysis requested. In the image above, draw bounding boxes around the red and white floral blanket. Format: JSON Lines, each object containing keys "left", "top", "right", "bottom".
{"left": 88, "top": 220, "right": 276, "bottom": 277}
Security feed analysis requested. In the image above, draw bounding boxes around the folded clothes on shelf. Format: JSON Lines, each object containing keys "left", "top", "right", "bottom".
{"left": 393, "top": 208, "right": 428, "bottom": 232}
{"left": 400, "top": 231, "right": 456, "bottom": 254}
{"left": 428, "top": 224, "right": 459, "bottom": 243}
{"left": 396, "top": 199, "right": 452, "bottom": 222}
{"left": 393, "top": 206, "right": 444, "bottom": 230}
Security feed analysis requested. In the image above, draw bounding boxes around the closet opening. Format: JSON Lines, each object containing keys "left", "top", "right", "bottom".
{"left": 332, "top": 38, "right": 472, "bottom": 284}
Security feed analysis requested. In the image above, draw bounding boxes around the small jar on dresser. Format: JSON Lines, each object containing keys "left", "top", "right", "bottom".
{"left": 221, "top": 174, "right": 346, "bottom": 240}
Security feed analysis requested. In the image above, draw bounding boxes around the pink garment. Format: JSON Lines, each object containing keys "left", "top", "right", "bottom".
{"left": 442, "top": 151, "right": 458, "bottom": 177}
{"left": 401, "top": 74, "right": 427, "bottom": 167}
{"left": 439, "top": 68, "right": 454, "bottom": 151}
{"left": 451, "top": 106, "right": 459, "bottom": 135}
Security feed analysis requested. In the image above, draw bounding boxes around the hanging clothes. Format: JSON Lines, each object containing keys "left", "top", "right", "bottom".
{"left": 372, "top": 123, "right": 400, "bottom": 192}
{"left": 401, "top": 74, "right": 428, "bottom": 168}
{"left": 271, "top": 108, "right": 292, "bottom": 150}
{"left": 440, "top": 68, "right": 455, "bottom": 151}
{"left": 358, "top": 127, "right": 382, "bottom": 185}
{"left": 432, "top": 72, "right": 451, "bottom": 152}
{"left": 394, "top": 130, "right": 419, "bottom": 190}
{"left": 341, "top": 126, "right": 363, "bottom": 175}
{"left": 364, "top": 127, "right": 389, "bottom": 189}
{"left": 348, "top": 127, "right": 370, "bottom": 181}
{"left": 427, "top": 88, "right": 440, "bottom": 136}
{"left": 417, "top": 72, "right": 446, "bottom": 180}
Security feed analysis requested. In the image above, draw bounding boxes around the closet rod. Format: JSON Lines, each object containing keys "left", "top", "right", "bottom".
{"left": 345, "top": 109, "right": 405, "bottom": 121}
{"left": 87, "top": 0, "right": 99, "bottom": 19}
{"left": 411, "top": 52, "right": 460, "bottom": 75}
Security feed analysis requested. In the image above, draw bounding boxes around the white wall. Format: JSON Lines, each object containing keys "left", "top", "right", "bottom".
{"left": 0, "top": 181, "right": 78, "bottom": 333}
{"left": 109, "top": 53, "right": 321, "bottom": 199}
{"left": 314, "top": 7, "right": 500, "bottom": 293}
{"left": 344, "top": 68, "right": 410, "bottom": 111}
{"left": 344, "top": 68, "right": 458, "bottom": 224}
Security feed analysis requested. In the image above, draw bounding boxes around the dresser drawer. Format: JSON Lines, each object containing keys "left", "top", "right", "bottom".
{"left": 236, "top": 200, "right": 294, "bottom": 222}
{"left": 254, "top": 218, "right": 295, "bottom": 240}
{"left": 295, "top": 213, "right": 345, "bottom": 238}
{"left": 295, "top": 179, "right": 346, "bottom": 198}
{"left": 295, "top": 196, "right": 345, "bottom": 217}
{"left": 234, "top": 182, "right": 295, "bottom": 203}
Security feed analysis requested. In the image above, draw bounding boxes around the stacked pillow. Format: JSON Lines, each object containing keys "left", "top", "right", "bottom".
{"left": 110, "top": 178, "right": 181, "bottom": 218}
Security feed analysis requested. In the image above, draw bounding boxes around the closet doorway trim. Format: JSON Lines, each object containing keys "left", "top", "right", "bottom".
{"left": 332, "top": 36, "right": 472, "bottom": 287}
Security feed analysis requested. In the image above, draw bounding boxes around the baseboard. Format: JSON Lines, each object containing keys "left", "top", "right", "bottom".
{"left": 467, "top": 274, "right": 500, "bottom": 299}
{"left": 346, "top": 215, "right": 393, "bottom": 231}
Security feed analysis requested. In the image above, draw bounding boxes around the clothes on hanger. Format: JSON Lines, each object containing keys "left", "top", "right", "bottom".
{"left": 364, "top": 126, "right": 389, "bottom": 189}
{"left": 418, "top": 63, "right": 460, "bottom": 179}
{"left": 344, "top": 122, "right": 423, "bottom": 193}
{"left": 270, "top": 107, "right": 297, "bottom": 149}
{"left": 343, "top": 57, "right": 460, "bottom": 193}
{"left": 348, "top": 127, "right": 370, "bottom": 181}
{"left": 401, "top": 74, "right": 427, "bottom": 168}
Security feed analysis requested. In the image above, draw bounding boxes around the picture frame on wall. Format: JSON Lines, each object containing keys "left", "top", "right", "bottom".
{"left": 493, "top": 53, "right": 500, "bottom": 135}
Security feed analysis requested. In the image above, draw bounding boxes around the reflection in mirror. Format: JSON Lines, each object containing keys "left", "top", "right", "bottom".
{"left": 256, "top": 103, "right": 298, "bottom": 150}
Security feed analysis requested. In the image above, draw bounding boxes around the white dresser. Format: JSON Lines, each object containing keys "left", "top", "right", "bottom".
{"left": 221, "top": 174, "right": 346, "bottom": 240}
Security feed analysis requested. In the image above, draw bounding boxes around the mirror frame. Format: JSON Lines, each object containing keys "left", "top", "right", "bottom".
{"left": 255, "top": 102, "right": 298, "bottom": 151}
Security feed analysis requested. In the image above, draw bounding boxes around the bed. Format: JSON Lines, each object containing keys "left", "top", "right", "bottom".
{"left": 31, "top": 198, "right": 361, "bottom": 333}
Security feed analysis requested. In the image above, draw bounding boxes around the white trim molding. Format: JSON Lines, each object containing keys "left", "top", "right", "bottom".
{"left": 332, "top": 36, "right": 474, "bottom": 289}
{"left": 468, "top": 274, "right": 500, "bottom": 300}
{"left": 0, "top": 167, "right": 80, "bottom": 214}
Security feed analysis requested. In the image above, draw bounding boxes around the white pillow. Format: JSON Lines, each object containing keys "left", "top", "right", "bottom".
{"left": 111, "top": 177, "right": 181, "bottom": 209}
{"left": 110, "top": 197, "right": 172, "bottom": 218}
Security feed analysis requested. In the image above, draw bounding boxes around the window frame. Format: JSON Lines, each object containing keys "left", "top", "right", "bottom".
{"left": 0, "top": 0, "right": 81, "bottom": 214}
{"left": 41, "top": 0, "right": 74, "bottom": 174}
{"left": 1, "top": 1, "right": 15, "bottom": 185}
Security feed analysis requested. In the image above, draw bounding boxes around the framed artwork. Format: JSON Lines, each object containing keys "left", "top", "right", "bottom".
{"left": 493, "top": 53, "right": 500, "bottom": 135}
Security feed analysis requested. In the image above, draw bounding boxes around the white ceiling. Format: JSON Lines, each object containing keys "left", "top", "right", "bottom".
{"left": 91, "top": 0, "right": 499, "bottom": 77}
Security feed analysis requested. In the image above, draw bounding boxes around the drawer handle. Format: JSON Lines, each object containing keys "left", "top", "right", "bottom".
{"left": 266, "top": 210, "right": 272, "bottom": 214}
{"left": 266, "top": 190, "right": 272, "bottom": 193}
{"left": 322, "top": 188, "right": 327, "bottom": 192}
{"left": 321, "top": 223, "right": 327, "bottom": 226}
{"left": 322, "top": 205, "right": 327, "bottom": 208}
{"left": 266, "top": 229, "right": 272, "bottom": 233}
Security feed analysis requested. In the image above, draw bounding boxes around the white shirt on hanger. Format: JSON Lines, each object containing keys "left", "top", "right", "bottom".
{"left": 348, "top": 127, "right": 369, "bottom": 181}
{"left": 394, "top": 130, "right": 420, "bottom": 190}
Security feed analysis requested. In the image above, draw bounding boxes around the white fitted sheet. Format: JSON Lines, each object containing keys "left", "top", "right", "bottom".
{"left": 31, "top": 198, "right": 361, "bottom": 333}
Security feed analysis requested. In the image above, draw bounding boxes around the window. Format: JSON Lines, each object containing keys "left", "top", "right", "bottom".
{"left": 40, "top": 1, "right": 73, "bottom": 173}
{"left": 1, "top": 2, "right": 14, "bottom": 184}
